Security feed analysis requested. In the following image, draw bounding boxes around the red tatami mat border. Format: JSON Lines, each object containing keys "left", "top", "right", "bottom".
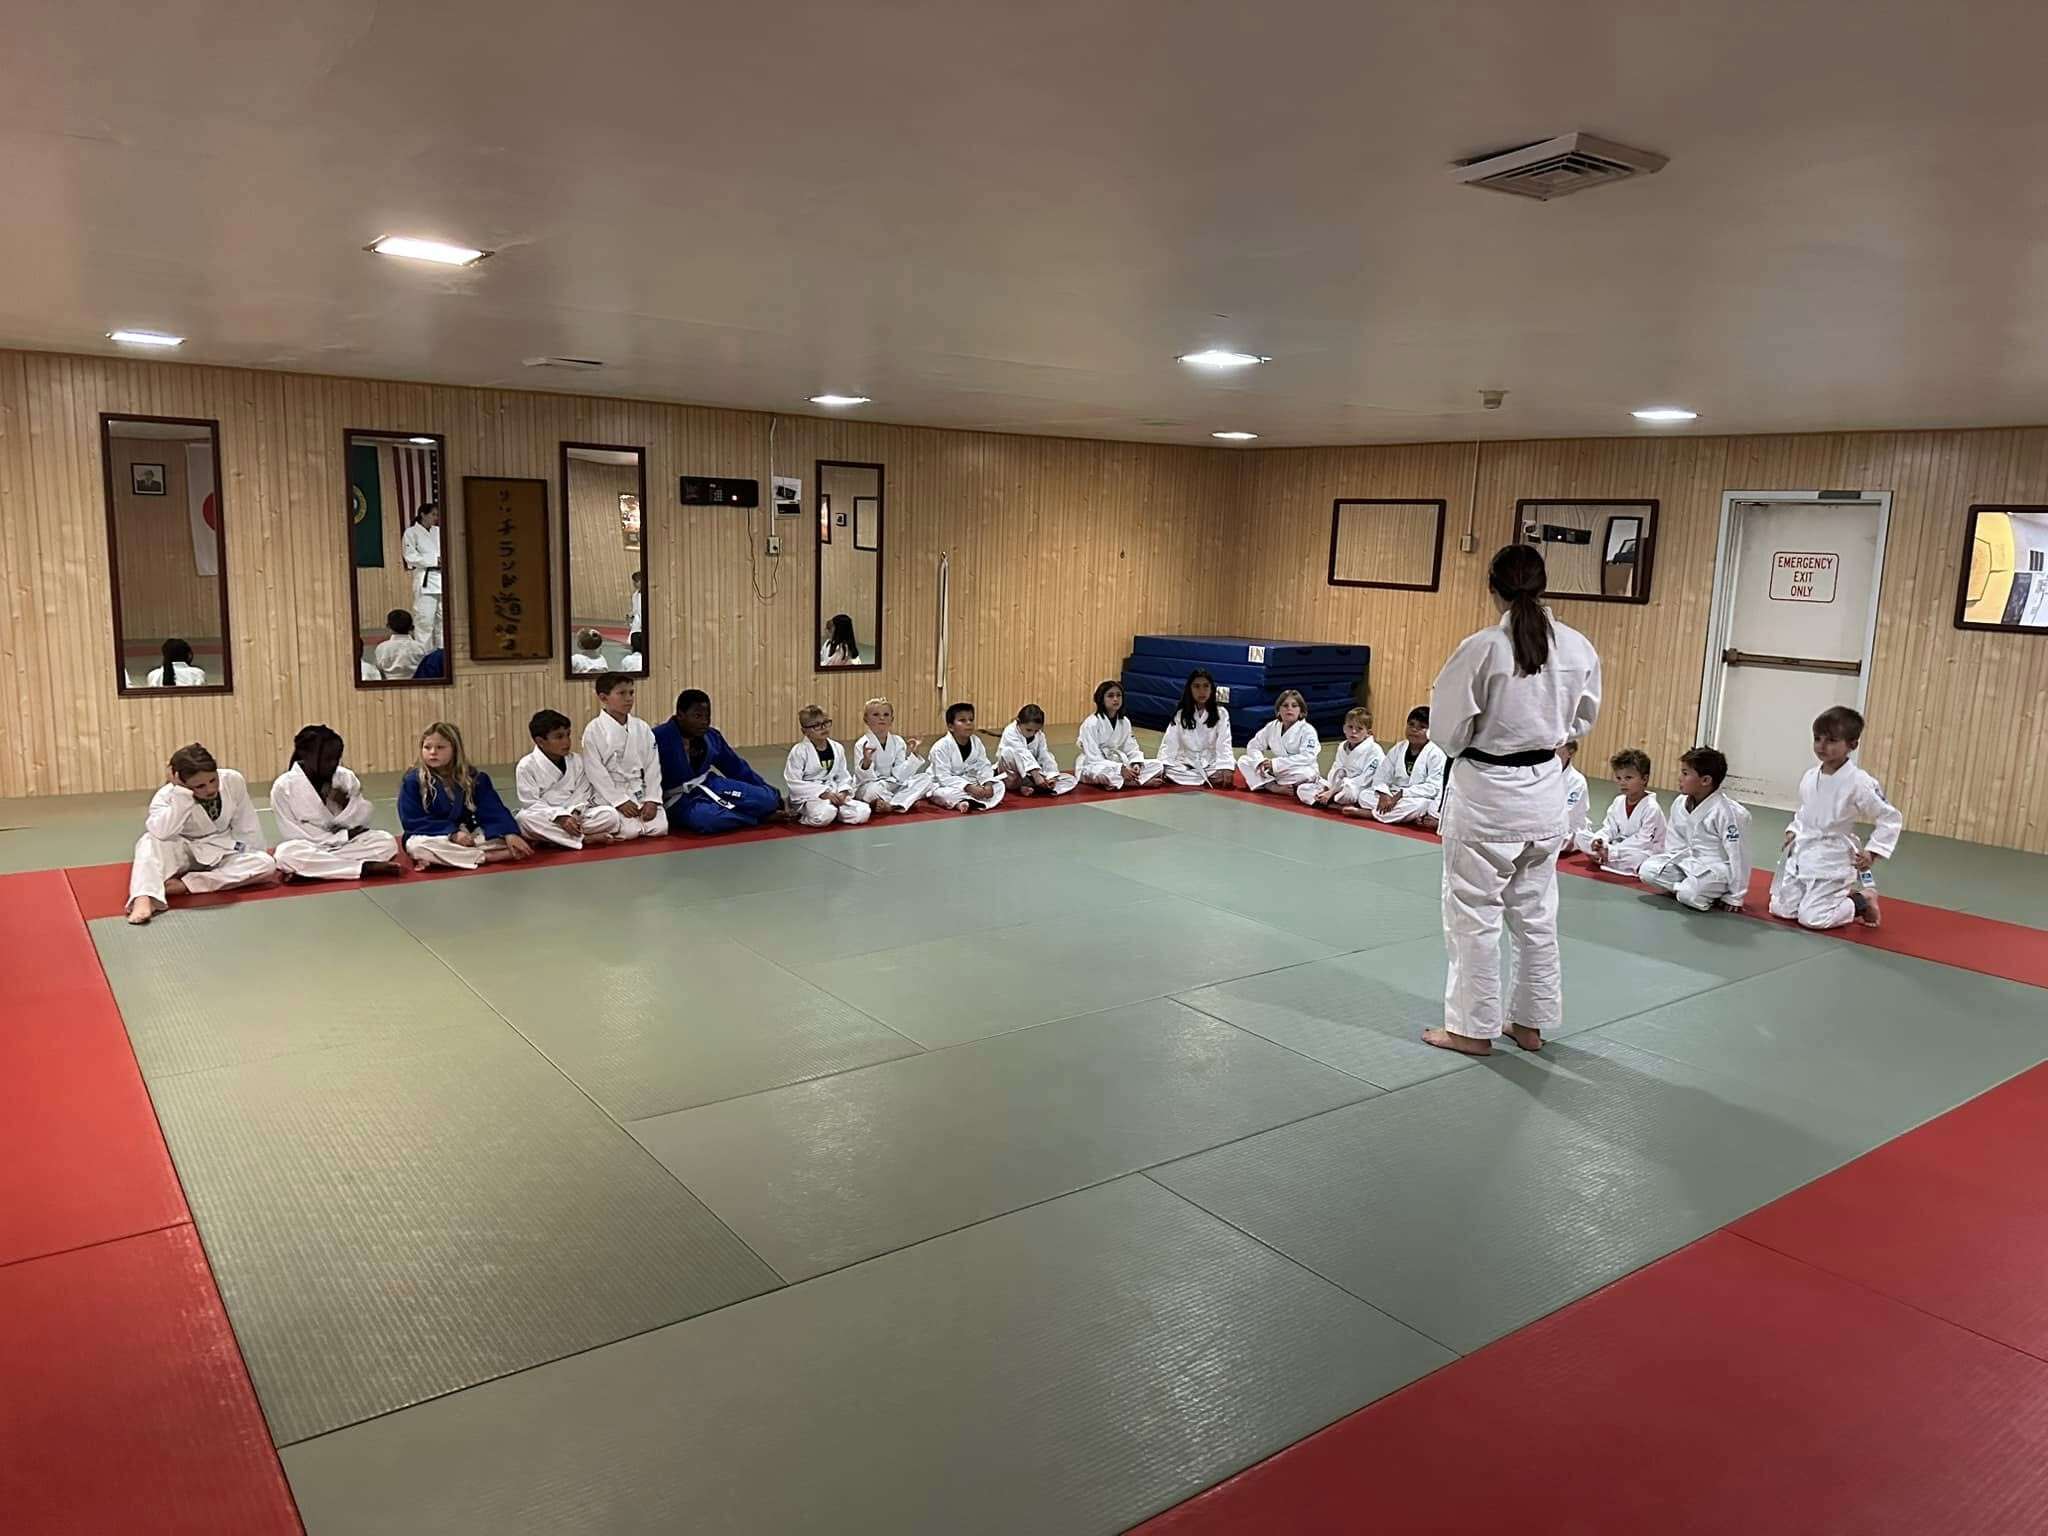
{"left": 1132, "top": 1230, "right": 2048, "bottom": 1536}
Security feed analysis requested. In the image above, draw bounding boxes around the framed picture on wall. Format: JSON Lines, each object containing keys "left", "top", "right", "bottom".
{"left": 131, "top": 462, "right": 168, "bottom": 496}
{"left": 854, "top": 496, "right": 879, "bottom": 550}
{"left": 1955, "top": 504, "right": 2048, "bottom": 632}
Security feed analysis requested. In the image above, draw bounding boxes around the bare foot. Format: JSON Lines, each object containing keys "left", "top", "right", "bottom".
{"left": 281, "top": 870, "right": 311, "bottom": 885}
{"left": 1419, "top": 816, "right": 1440, "bottom": 833}
{"left": 1421, "top": 1028, "right": 1492, "bottom": 1056}
{"left": 1503, "top": 1023, "right": 1543, "bottom": 1052}
{"left": 361, "top": 861, "right": 403, "bottom": 878}
{"left": 164, "top": 876, "right": 189, "bottom": 897}
{"left": 481, "top": 847, "right": 515, "bottom": 863}
{"left": 1340, "top": 805, "right": 1371, "bottom": 819}
{"left": 125, "top": 897, "right": 156, "bottom": 925}
{"left": 1849, "top": 888, "right": 1881, "bottom": 928}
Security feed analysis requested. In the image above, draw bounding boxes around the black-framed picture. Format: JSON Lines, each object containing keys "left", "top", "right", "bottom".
{"left": 1955, "top": 504, "right": 2048, "bottom": 633}
{"left": 1326, "top": 499, "right": 1446, "bottom": 591}
{"left": 131, "top": 462, "right": 168, "bottom": 496}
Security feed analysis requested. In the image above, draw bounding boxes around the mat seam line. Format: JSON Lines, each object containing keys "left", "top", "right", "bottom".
{"left": 0, "top": 1217, "right": 192, "bottom": 1274}
{"left": 1719, "top": 1229, "right": 2048, "bottom": 1370}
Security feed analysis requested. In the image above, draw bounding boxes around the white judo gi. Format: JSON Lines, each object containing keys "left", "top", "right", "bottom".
{"left": 1157, "top": 707, "right": 1235, "bottom": 787}
{"left": 270, "top": 764, "right": 401, "bottom": 880}
{"left": 374, "top": 633, "right": 428, "bottom": 680}
{"left": 1238, "top": 718, "right": 1321, "bottom": 792}
{"left": 1769, "top": 761, "right": 1903, "bottom": 929}
{"left": 928, "top": 732, "right": 1007, "bottom": 810}
{"left": 1562, "top": 765, "right": 1590, "bottom": 842}
{"left": 514, "top": 747, "right": 626, "bottom": 849}
{"left": 1431, "top": 610, "right": 1602, "bottom": 1042}
{"left": 581, "top": 711, "right": 669, "bottom": 837}
{"left": 1299, "top": 734, "right": 1386, "bottom": 809}
{"left": 146, "top": 663, "right": 209, "bottom": 687}
{"left": 996, "top": 723, "right": 1078, "bottom": 795}
{"left": 1076, "top": 714, "right": 1166, "bottom": 789}
{"left": 785, "top": 738, "right": 873, "bottom": 826}
{"left": 853, "top": 731, "right": 935, "bottom": 812}
{"left": 401, "top": 520, "right": 443, "bottom": 648}
{"left": 128, "top": 769, "right": 276, "bottom": 909}
{"left": 1369, "top": 740, "right": 1448, "bottom": 824}
{"left": 1574, "top": 792, "right": 1668, "bottom": 875}
{"left": 1640, "top": 791, "right": 1753, "bottom": 911}
{"left": 570, "top": 651, "right": 608, "bottom": 675}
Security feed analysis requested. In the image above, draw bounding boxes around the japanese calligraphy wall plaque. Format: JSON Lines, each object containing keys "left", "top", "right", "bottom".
{"left": 461, "top": 476, "right": 554, "bottom": 662}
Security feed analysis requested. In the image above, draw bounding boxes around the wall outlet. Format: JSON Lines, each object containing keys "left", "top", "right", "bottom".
{"left": 1459, "top": 532, "right": 1477, "bottom": 553}
{"left": 765, "top": 535, "right": 781, "bottom": 556}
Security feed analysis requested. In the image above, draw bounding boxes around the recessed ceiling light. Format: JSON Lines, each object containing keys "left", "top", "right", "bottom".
{"left": 367, "top": 235, "right": 491, "bottom": 266}
{"left": 106, "top": 329, "right": 183, "bottom": 348}
{"left": 408, "top": 436, "right": 436, "bottom": 445}
{"left": 808, "top": 394, "right": 871, "bottom": 407}
{"left": 1211, "top": 431, "right": 1260, "bottom": 441}
{"left": 1632, "top": 407, "right": 1698, "bottom": 422}
{"left": 1178, "top": 350, "right": 1270, "bottom": 369}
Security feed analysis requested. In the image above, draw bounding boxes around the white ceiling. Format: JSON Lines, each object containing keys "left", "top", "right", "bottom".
{"left": 6, "top": 0, "right": 2048, "bottom": 447}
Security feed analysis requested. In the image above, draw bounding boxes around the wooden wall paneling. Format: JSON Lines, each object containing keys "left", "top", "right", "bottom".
{"left": 1230, "top": 427, "right": 2048, "bottom": 851}
{"left": 8, "top": 342, "right": 2042, "bottom": 851}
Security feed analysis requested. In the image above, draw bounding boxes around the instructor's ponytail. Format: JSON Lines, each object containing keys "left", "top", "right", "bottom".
{"left": 1489, "top": 545, "right": 1551, "bottom": 677}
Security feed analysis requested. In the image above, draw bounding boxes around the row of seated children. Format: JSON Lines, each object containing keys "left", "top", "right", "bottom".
{"left": 125, "top": 677, "right": 752, "bottom": 921}
{"left": 1554, "top": 705, "right": 1901, "bottom": 928}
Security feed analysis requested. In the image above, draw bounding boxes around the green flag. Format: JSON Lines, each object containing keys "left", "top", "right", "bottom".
{"left": 348, "top": 442, "right": 384, "bottom": 567}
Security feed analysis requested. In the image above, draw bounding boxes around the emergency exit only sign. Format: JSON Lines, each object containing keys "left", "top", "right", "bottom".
{"left": 1770, "top": 550, "right": 1838, "bottom": 602}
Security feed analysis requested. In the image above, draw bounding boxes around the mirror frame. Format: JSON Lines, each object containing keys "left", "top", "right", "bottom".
{"left": 560, "top": 441, "right": 650, "bottom": 681}
{"left": 1954, "top": 503, "right": 2048, "bottom": 634}
{"left": 102, "top": 412, "right": 234, "bottom": 698}
{"left": 814, "top": 458, "right": 885, "bottom": 673}
{"left": 1514, "top": 497, "right": 1659, "bottom": 605}
{"left": 1326, "top": 498, "right": 1447, "bottom": 592}
{"left": 344, "top": 428, "right": 454, "bottom": 689}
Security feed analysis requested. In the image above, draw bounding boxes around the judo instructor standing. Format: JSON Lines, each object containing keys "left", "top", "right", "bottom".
{"left": 1423, "top": 544, "right": 1601, "bottom": 1056}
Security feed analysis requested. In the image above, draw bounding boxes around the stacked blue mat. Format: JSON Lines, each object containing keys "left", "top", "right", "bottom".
{"left": 1120, "top": 635, "right": 1369, "bottom": 745}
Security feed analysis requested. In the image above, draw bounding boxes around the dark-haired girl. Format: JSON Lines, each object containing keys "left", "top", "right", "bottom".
{"left": 1158, "top": 669, "right": 1236, "bottom": 787}
{"left": 147, "top": 638, "right": 205, "bottom": 687}
{"left": 271, "top": 725, "right": 402, "bottom": 882}
{"left": 126, "top": 743, "right": 276, "bottom": 924}
{"left": 1075, "top": 681, "right": 1165, "bottom": 790}
{"left": 1423, "top": 543, "right": 1601, "bottom": 1058}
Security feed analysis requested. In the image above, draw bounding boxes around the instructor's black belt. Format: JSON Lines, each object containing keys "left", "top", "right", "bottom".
{"left": 1459, "top": 747, "right": 1557, "bottom": 768}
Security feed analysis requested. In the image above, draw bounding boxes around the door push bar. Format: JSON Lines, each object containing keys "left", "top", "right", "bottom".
{"left": 1721, "top": 648, "right": 1862, "bottom": 676}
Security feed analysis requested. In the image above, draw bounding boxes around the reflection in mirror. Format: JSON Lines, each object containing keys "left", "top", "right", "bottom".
{"left": 816, "top": 460, "right": 883, "bottom": 670}
{"left": 346, "top": 430, "right": 450, "bottom": 686}
{"left": 1516, "top": 499, "right": 1658, "bottom": 604}
{"left": 103, "top": 414, "right": 233, "bottom": 695}
{"left": 562, "top": 443, "right": 649, "bottom": 679}
{"left": 1326, "top": 499, "right": 1447, "bottom": 591}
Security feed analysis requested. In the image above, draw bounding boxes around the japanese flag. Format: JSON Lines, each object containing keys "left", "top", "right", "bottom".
{"left": 186, "top": 441, "right": 218, "bottom": 578}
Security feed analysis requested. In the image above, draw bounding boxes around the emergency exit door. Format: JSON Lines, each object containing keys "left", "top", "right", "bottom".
{"left": 1698, "top": 492, "right": 1891, "bottom": 808}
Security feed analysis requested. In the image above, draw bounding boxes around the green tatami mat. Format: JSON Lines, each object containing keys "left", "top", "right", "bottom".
{"left": 1173, "top": 932, "right": 1729, "bottom": 1090}
{"left": 1074, "top": 834, "right": 1450, "bottom": 952}
{"left": 1598, "top": 946, "right": 2048, "bottom": 1144}
{"left": 91, "top": 894, "right": 506, "bottom": 1079}
{"left": 793, "top": 895, "right": 1337, "bottom": 1048}
{"left": 1090, "top": 790, "right": 1431, "bottom": 868}
{"left": 280, "top": 1176, "right": 1451, "bottom": 1536}
{"left": 803, "top": 801, "right": 1173, "bottom": 875}
{"left": 1154, "top": 1030, "right": 1867, "bottom": 1354}
{"left": 630, "top": 997, "right": 1378, "bottom": 1281}
{"left": 147, "top": 1023, "right": 781, "bottom": 1444}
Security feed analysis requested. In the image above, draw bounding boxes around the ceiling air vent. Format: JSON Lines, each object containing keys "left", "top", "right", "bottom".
{"left": 522, "top": 355, "right": 605, "bottom": 371}
{"left": 1454, "top": 132, "right": 1667, "bottom": 201}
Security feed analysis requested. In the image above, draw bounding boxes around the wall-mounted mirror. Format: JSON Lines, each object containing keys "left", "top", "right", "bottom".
{"left": 103, "top": 414, "right": 233, "bottom": 695}
{"left": 562, "top": 443, "right": 649, "bottom": 679}
{"left": 1326, "top": 499, "right": 1447, "bottom": 591}
{"left": 816, "top": 460, "right": 883, "bottom": 670}
{"left": 346, "top": 430, "right": 450, "bottom": 686}
{"left": 1516, "top": 499, "right": 1658, "bottom": 604}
